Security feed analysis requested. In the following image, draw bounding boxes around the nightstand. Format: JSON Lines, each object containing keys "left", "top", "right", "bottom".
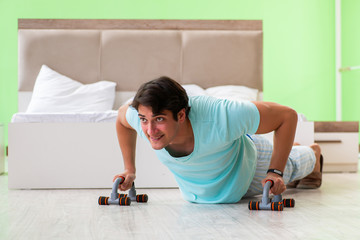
{"left": 0, "top": 124, "right": 4, "bottom": 174}
{"left": 314, "top": 121, "right": 359, "bottom": 173}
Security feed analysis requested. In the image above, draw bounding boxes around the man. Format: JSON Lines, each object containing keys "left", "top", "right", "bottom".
{"left": 113, "top": 76, "right": 322, "bottom": 203}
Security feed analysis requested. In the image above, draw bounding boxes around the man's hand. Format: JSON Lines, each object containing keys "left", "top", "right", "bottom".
{"left": 261, "top": 172, "right": 286, "bottom": 195}
{"left": 113, "top": 170, "right": 136, "bottom": 191}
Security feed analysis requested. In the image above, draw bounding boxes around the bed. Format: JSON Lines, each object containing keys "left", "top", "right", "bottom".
{"left": 8, "top": 19, "right": 313, "bottom": 189}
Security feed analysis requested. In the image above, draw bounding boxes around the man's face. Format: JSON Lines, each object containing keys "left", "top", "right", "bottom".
{"left": 138, "top": 105, "right": 183, "bottom": 150}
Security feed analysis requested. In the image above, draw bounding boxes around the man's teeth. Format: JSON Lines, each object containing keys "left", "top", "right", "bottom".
{"left": 151, "top": 136, "right": 162, "bottom": 140}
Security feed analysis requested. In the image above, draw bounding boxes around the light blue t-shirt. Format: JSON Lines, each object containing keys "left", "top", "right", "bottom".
{"left": 126, "top": 96, "right": 260, "bottom": 203}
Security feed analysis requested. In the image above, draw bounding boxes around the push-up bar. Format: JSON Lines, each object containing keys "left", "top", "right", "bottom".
{"left": 98, "top": 176, "right": 148, "bottom": 205}
{"left": 248, "top": 179, "right": 295, "bottom": 211}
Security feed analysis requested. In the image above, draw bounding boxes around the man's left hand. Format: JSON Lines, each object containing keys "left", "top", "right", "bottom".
{"left": 261, "top": 172, "right": 286, "bottom": 195}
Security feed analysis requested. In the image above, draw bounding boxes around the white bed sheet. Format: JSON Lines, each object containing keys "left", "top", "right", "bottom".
{"left": 12, "top": 106, "right": 306, "bottom": 124}
{"left": 11, "top": 111, "right": 118, "bottom": 123}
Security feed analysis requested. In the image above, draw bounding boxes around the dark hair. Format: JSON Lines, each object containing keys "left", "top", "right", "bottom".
{"left": 131, "top": 76, "right": 190, "bottom": 120}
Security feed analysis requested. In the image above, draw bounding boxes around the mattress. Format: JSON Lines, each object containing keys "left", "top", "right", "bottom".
{"left": 11, "top": 111, "right": 118, "bottom": 123}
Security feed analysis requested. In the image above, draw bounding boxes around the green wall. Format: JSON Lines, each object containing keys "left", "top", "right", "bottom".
{"left": 342, "top": 0, "right": 360, "bottom": 122}
{"left": 1, "top": 0, "right": 354, "bottom": 146}
{"left": 263, "top": 0, "right": 335, "bottom": 120}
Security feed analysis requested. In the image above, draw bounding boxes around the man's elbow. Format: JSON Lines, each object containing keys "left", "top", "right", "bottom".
{"left": 286, "top": 107, "right": 298, "bottom": 125}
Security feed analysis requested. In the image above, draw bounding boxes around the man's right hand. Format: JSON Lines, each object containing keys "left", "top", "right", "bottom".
{"left": 113, "top": 170, "right": 136, "bottom": 191}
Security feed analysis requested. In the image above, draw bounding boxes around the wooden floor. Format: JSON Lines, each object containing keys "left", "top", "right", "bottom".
{"left": 1, "top": 170, "right": 360, "bottom": 239}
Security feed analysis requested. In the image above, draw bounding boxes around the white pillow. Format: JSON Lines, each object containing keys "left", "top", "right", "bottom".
{"left": 182, "top": 84, "right": 207, "bottom": 97}
{"left": 123, "top": 84, "right": 206, "bottom": 105}
{"left": 26, "top": 65, "right": 116, "bottom": 113}
{"left": 205, "top": 85, "right": 259, "bottom": 102}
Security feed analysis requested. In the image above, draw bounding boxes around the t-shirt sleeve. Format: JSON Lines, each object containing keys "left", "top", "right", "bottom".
{"left": 196, "top": 97, "right": 260, "bottom": 141}
{"left": 125, "top": 106, "right": 147, "bottom": 139}
{"left": 222, "top": 100, "right": 260, "bottom": 138}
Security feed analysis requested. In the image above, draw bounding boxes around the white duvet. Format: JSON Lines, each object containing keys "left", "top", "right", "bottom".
{"left": 11, "top": 111, "right": 118, "bottom": 123}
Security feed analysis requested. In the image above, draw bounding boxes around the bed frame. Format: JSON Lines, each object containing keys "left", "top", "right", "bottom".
{"left": 9, "top": 19, "right": 266, "bottom": 189}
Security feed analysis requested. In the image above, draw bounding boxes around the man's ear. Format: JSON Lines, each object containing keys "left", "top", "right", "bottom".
{"left": 177, "top": 108, "right": 186, "bottom": 122}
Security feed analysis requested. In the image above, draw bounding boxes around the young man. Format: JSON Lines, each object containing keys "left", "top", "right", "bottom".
{"left": 113, "top": 76, "right": 322, "bottom": 203}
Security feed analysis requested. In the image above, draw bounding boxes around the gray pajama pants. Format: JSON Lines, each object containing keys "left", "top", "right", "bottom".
{"left": 244, "top": 134, "right": 316, "bottom": 197}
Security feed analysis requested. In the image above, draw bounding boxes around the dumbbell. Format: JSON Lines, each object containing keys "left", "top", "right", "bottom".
{"left": 98, "top": 176, "right": 148, "bottom": 205}
{"left": 248, "top": 179, "right": 295, "bottom": 211}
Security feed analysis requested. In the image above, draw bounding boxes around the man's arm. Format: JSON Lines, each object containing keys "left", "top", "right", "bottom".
{"left": 113, "top": 104, "right": 138, "bottom": 191}
{"left": 252, "top": 101, "right": 298, "bottom": 195}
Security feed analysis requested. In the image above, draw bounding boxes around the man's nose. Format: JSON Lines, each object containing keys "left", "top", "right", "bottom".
{"left": 147, "top": 122, "right": 157, "bottom": 136}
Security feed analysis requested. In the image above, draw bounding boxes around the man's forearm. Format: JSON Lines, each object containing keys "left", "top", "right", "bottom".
{"left": 116, "top": 120, "right": 137, "bottom": 173}
{"left": 269, "top": 109, "right": 298, "bottom": 172}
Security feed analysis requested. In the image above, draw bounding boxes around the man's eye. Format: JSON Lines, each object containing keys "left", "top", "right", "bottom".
{"left": 140, "top": 118, "right": 147, "bottom": 123}
{"left": 156, "top": 117, "right": 164, "bottom": 122}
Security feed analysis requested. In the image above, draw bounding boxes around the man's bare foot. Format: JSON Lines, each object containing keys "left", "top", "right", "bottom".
{"left": 310, "top": 144, "right": 321, "bottom": 173}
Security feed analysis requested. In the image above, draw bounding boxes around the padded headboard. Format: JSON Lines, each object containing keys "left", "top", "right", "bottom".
{"left": 18, "top": 19, "right": 263, "bottom": 110}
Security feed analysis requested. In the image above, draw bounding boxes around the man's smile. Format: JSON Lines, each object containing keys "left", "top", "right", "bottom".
{"left": 150, "top": 135, "right": 164, "bottom": 141}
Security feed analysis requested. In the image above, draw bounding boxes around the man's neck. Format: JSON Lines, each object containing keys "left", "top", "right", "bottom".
{"left": 166, "top": 118, "right": 194, "bottom": 157}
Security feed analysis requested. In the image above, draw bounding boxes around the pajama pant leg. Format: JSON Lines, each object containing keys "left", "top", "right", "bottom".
{"left": 244, "top": 134, "right": 316, "bottom": 197}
